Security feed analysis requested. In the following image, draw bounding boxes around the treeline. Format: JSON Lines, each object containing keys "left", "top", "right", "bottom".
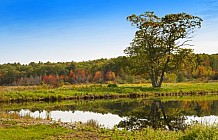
{"left": 0, "top": 53, "right": 218, "bottom": 86}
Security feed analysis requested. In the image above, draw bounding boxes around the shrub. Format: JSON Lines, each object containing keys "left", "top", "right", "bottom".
{"left": 108, "top": 84, "right": 118, "bottom": 87}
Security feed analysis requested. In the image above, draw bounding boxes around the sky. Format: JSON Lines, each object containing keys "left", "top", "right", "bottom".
{"left": 0, "top": 0, "right": 217, "bottom": 64}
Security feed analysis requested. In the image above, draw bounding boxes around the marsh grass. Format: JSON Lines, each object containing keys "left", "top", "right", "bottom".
{"left": 110, "top": 123, "right": 218, "bottom": 140}
{"left": 0, "top": 82, "right": 218, "bottom": 102}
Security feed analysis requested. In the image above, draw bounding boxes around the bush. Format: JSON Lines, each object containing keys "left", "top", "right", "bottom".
{"left": 115, "top": 77, "right": 125, "bottom": 84}
{"left": 177, "top": 73, "right": 186, "bottom": 82}
{"left": 126, "top": 76, "right": 136, "bottom": 84}
{"left": 108, "top": 84, "right": 118, "bottom": 87}
{"left": 164, "top": 73, "right": 177, "bottom": 83}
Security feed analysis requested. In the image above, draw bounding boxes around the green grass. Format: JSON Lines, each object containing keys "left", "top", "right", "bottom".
{"left": 0, "top": 82, "right": 218, "bottom": 102}
{"left": 0, "top": 116, "right": 218, "bottom": 140}
{"left": 111, "top": 124, "right": 218, "bottom": 140}
{"left": 0, "top": 124, "right": 71, "bottom": 140}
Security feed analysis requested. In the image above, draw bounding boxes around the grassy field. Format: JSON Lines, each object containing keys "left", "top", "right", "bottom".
{"left": 0, "top": 82, "right": 218, "bottom": 102}
{"left": 0, "top": 112, "right": 218, "bottom": 140}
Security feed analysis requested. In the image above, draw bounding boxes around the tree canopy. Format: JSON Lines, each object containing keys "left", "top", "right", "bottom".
{"left": 124, "top": 12, "right": 203, "bottom": 87}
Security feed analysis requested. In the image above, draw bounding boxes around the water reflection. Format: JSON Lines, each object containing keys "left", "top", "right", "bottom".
{"left": 117, "top": 100, "right": 187, "bottom": 130}
{"left": 14, "top": 109, "right": 125, "bottom": 128}
{"left": 186, "top": 115, "right": 218, "bottom": 124}
{"left": 4, "top": 98, "right": 218, "bottom": 130}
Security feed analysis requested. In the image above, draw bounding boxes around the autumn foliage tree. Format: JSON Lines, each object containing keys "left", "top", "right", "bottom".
{"left": 106, "top": 71, "right": 116, "bottom": 81}
{"left": 93, "top": 71, "right": 102, "bottom": 83}
{"left": 43, "top": 75, "right": 60, "bottom": 87}
{"left": 77, "top": 69, "right": 86, "bottom": 83}
{"left": 69, "top": 70, "right": 76, "bottom": 83}
{"left": 125, "top": 12, "right": 202, "bottom": 87}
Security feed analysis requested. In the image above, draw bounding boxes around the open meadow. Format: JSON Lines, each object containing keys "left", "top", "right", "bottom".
{"left": 0, "top": 82, "right": 218, "bottom": 102}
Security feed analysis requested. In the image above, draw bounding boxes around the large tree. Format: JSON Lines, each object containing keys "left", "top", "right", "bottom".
{"left": 125, "top": 12, "right": 202, "bottom": 87}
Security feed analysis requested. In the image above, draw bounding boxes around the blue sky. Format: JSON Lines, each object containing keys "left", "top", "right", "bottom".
{"left": 0, "top": 0, "right": 217, "bottom": 64}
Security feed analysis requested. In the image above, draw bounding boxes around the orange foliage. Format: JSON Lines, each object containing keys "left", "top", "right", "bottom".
{"left": 43, "top": 75, "right": 59, "bottom": 87}
{"left": 69, "top": 70, "right": 76, "bottom": 79}
{"left": 93, "top": 71, "right": 102, "bottom": 82}
{"left": 77, "top": 69, "right": 86, "bottom": 82}
{"left": 106, "top": 71, "right": 115, "bottom": 81}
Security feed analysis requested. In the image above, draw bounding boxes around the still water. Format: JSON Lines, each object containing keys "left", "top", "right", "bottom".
{"left": 15, "top": 110, "right": 125, "bottom": 128}
{"left": 3, "top": 98, "right": 218, "bottom": 130}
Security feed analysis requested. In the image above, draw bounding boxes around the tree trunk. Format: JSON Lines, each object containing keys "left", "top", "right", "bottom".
{"left": 159, "top": 55, "right": 170, "bottom": 87}
{"left": 150, "top": 55, "right": 170, "bottom": 88}
{"left": 150, "top": 74, "right": 160, "bottom": 88}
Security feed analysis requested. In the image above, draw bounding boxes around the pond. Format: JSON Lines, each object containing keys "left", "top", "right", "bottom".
{"left": 1, "top": 98, "right": 218, "bottom": 130}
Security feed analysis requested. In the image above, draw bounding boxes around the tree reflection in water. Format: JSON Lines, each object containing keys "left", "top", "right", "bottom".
{"left": 117, "top": 100, "right": 187, "bottom": 131}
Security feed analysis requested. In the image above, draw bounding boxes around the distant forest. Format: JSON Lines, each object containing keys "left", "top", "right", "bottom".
{"left": 0, "top": 53, "right": 218, "bottom": 86}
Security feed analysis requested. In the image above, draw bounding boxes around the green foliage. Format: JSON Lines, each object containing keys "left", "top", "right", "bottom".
{"left": 164, "top": 73, "right": 177, "bottom": 83}
{"left": 177, "top": 73, "right": 186, "bottom": 82}
{"left": 125, "top": 12, "right": 202, "bottom": 87}
{"left": 126, "top": 75, "right": 136, "bottom": 84}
